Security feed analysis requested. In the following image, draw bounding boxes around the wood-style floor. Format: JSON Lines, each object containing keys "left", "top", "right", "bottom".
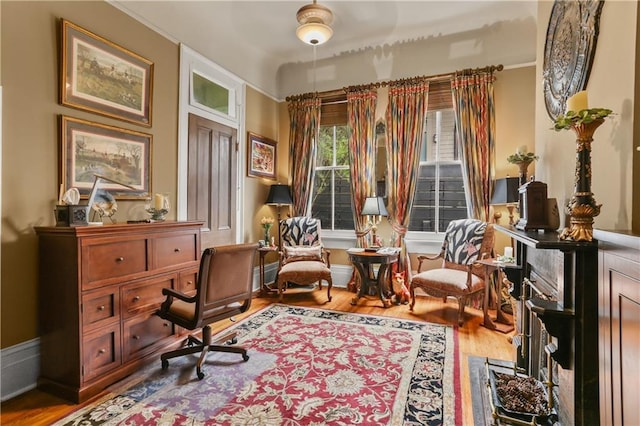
{"left": 1, "top": 288, "right": 515, "bottom": 425}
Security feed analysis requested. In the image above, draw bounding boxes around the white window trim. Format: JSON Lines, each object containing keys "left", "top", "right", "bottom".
{"left": 177, "top": 44, "right": 246, "bottom": 242}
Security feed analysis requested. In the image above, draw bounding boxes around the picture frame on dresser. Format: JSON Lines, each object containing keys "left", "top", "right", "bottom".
{"left": 247, "top": 132, "right": 277, "bottom": 179}
{"left": 60, "top": 19, "right": 154, "bottom": 127}
{"left": 60, "top": 115, "right": 152, "bottom": 200}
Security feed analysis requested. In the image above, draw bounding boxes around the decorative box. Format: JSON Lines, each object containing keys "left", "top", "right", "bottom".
{"left": 55, "top": 205, "right": 89, "bottom": 227}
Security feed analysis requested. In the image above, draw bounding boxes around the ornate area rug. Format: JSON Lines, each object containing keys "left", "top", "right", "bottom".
{"left": 55, "top": 304, "right": 461, "bottom": 425}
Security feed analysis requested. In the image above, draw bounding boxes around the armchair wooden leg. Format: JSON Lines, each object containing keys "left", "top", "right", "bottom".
{"left": 409, "top": 285, "right": 416, "bottom": 311}
{"left": 456, "top": 297, "right": 466, "bottom": 326}
{"left": 326, "top": 279, "right": 333, "bottom": 302}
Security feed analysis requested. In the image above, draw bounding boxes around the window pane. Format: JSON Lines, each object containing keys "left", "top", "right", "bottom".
{"left": 192, "top": 72, "right": 229, "bottom": 115}
{"left": 312, "top": 170, "right": 332, "bottom": 227}
{"left": 334, "top": 169, "right": 354, "bottom": 229}
{"left": 334, "top": 126, "right": 350, "bottom": 166}
{"left": 317, "top": 127, "right": 334, "bottom": 167}
{"left": 410, "top": 109, "right": 467, "bottom": 233}
{"left": 313, "top": 125, "right": 353, "bottom": 231}
{"left": 438, "top": 163, "right": 467, "bottom": 230}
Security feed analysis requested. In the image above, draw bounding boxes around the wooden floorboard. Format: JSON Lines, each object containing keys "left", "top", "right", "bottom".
{"left": 1, "top": 288, "right": 515, "bottom": 425}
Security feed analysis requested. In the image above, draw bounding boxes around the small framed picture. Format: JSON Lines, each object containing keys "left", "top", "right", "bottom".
{"left": 247, "top": 132, "right": 277, "bottom": 179}
{"left": 60, "top": 19, "right": 154, "bottom": 127}
{"left": 60, "top": 115, "right": 152, "bottom": 199}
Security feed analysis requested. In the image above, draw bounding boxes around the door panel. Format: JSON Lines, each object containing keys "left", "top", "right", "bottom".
{"left": 187, "top": 114, "right": 237, "bottom": 248}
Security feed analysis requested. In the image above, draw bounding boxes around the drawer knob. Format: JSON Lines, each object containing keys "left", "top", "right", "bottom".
{"left": 133, "top": 296, "right": 141, "bottom": 302}
{"left": 132, "top": 335, "right": 140, "bottom": 340}
{"left": 98, "top": 305, "right": 105, "bottom": 311}
{"left": 187, "top": 280, "right": 193, "bottom": 285}
{"left": 98, "top": 348, "right": 106, "bottom": 354}
{"left": 174, "top": 248, "right": 181, "bottom": 253}
{"left": 116, "top": 257, "right": 125, "bottom": 262}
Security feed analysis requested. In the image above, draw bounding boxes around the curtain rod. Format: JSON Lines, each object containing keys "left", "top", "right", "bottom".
{"left": 285, "top": 64, "right": 503, "bottom": 102}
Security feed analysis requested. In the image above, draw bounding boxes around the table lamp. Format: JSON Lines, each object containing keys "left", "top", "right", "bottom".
{"left": 361, "top": 196, "right": 388, "bottom": 249}
{"left": 265, "top": 184, "right": 293, "bottom": 249}
{"left": 491, "top": 177, "right": 520, "bottom": 225}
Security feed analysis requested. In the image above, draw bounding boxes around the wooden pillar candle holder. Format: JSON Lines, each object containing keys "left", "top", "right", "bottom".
{"left": 559, "top": 118, "right": 603, "bottom": 241}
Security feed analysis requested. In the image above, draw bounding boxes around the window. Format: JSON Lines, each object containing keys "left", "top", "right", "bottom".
{"left": 409, "top": 109, "right": 468, "bottom": 233}
{"left": 312, "top": 125, "right": 354, "bottom": 230}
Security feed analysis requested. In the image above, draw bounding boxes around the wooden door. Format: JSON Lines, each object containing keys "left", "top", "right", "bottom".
{"left": 187, "top": 113, "right": 237, "bottom": 248}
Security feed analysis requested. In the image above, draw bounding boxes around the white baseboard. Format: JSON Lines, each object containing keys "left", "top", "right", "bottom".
{"left": 1, "top": 338, "right": 40, "bottom": 402}
{"left": 2, "top": 264, "right": 355, "bottom": 402}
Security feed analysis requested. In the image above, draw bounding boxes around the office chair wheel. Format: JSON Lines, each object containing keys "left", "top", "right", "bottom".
{"left": 243, "top": 353, "right": 250, "bottom": 362}
{"left": 227, "top": 337, "right": 238, "bottom": 345}
{"left": 161, "top": 359, "right": 169, "bottom": 370}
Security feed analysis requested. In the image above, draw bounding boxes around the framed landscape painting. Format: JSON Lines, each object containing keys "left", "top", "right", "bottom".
{"left": 60, "top": 19, "right": 154, "bottom": 127}
{"left": 247, "top": 132, "right": 277, "bottom": 179}
{"left": 60, "top": 116, "right": 152, "bottom": 199}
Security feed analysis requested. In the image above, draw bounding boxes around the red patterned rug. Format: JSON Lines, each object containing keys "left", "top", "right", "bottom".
{"left": 55, "top": 304, "right": 461, "bottom": 425}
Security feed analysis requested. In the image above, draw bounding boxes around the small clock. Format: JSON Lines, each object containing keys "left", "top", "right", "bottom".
{"left": 515, "top": 180, "right": 550, "bottom": 231}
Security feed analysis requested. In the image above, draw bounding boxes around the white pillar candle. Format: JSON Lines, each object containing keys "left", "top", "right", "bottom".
{"left": 504, "top": 246, "right": 514, "bottom": 258}
{"left": 566, "top": 90, "right": 588, "bottom": 113}
{"left": 154, "top": 193, "right": 165, "bottom": 210}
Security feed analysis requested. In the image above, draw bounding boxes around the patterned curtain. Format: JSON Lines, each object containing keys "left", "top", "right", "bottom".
{"left": 385, "top": 80, "right": 429, "bottom": 252}
{"left": 347, "top": 87, "right": 378, "bottom": 248}
{"left": 287, "top": 96, "right": 321, "bottom": 216}
{"left": 451, "top": 71, "right": 496, "bottom": 221}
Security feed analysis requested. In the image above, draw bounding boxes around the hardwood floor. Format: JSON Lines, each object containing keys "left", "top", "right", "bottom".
{"left": 1, "top": 288, "right": 515, "bottom": 425}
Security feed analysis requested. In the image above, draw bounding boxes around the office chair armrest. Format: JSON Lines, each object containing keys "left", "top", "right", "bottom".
{"left": 161, "top": 287, "right": 196, "bottom": 303}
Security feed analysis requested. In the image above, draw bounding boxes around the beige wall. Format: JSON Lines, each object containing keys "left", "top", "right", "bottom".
{"left": 534, "top": 1, "right": 638, "bottom": 232}
{"left": 0, "top": 2, "right": 280, "bottom": 349}
{"left": 244, "top": 87, "right": 282, "bottom": 263}
{"left": 1, "top": 1, "right": 178, "bottom": 348}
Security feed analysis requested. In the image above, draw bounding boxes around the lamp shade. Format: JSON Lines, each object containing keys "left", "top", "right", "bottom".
{"left": 266, "top": 184, "right": 293, "bottom": 206}
{"left": 491, "top": 177, "right": 520, "bottom": 205}
{"left": 361, "top": 196, "right": 388, "bottom": 216}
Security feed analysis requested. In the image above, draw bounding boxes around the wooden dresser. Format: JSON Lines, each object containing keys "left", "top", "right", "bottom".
{"left": 34, "top": 221, "right": 202, "bottom": 403}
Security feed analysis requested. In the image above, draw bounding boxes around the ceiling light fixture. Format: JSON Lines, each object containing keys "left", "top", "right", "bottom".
{"left": 296, "top": 0, "right": 333, "bottom": 46}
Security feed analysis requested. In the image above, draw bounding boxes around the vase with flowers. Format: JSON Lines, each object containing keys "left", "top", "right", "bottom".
{"left": 507, "top": 145, "right": 539, "bottom": 184}
{"left": 260, "top": 216, "right": 275, "bottom": 246}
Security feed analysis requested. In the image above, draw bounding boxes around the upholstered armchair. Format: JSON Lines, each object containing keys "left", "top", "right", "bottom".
{"left": 275, "top": 216, "right": 332, "bottom": 303}
{"left": 157, "top": 242, "right": 257, "bottom": 379}
{"left": 409, "top": 219, "right": 494, "bottom": 326}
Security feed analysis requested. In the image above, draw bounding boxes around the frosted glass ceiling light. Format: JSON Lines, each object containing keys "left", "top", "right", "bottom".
{"left": 296, "top": 0, "right": 334, "bottom": 45}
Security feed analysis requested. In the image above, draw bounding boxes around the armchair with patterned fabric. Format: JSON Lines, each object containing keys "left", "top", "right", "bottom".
{"left": 408, "top": 218, "right": 494, "bottom": 326}
{"left": 275, "top": 216, "right": 332, "bottom": 303}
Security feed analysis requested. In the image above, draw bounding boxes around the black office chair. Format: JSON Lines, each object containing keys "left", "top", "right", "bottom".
{"left": 157, "top": 242, "right": 257, "bottom": 379}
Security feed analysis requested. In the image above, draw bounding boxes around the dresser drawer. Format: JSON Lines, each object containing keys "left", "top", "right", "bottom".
{"left": 178, "top": 268, "right": 198, "bottom": 295}
{"left": 82, "top": 287, "right": 119, "bottom": 330}
{"left": 82, "top": 325, "right": 121, "bottom": 381}
{"left": 83, "top": 239, "right": 147, "bottom": 288}
{"left": 123, "top": 313, "right": 173, "bottom": 362}
{"left": 153, "top": 233, "right": 198, "bottom": 269}
{"left": 121, "top": 275, "right": 175, "bottom": 318}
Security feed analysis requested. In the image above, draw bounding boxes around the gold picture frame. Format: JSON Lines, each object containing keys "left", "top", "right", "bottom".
{"left": 60, "top": 115, "right": 152, "bottom": 199}
{"left": 60, "top": 19, "right": 154, "bottom": 127}
{"left": 247, "top": 132, "right": 277, "bottom": 179}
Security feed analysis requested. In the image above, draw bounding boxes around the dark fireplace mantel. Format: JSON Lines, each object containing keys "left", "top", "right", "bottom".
{"left": 495, "top": 225, "right": 599, "bottom": 426}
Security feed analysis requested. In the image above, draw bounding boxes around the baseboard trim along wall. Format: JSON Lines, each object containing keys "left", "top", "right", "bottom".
{"left": 2, "top": 264, "right": 354, "bottom": 401}
{"left": 1, "top": 337, "right": 39, "bottom": 402}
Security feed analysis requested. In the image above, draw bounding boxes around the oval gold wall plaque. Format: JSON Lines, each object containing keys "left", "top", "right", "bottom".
{"left": 543, "top": 0, "right": 604, "bottom": 120}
